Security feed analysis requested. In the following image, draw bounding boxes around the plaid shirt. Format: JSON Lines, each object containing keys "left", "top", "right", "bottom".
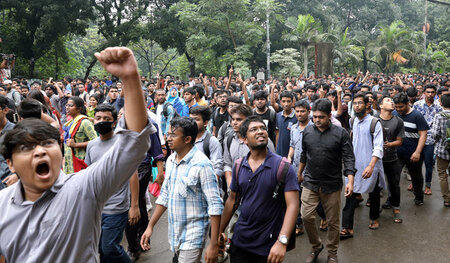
{"left": 156, "top": 146, "right": 223, "bottom": 252}
{"left": 413, "top": 99, "right": 442, "bottom": 145}
{"left": 431, "top": 110, "right": 450, "bottom": 160}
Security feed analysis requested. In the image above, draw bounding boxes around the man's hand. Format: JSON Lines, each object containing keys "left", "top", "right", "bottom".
{"left": 128, "top": 205, "right": 141, "bottom": 225}
{"left": 362, "top": 165, "right": 374, "bottom": 179}
{"left": 267, "top": 241, "right": 287, "bottom": 263}
{"left": 298, "top": 175, "right": 303, "bottom": 183}
{"left": 345, "top": 181, "right": 353, "bottom": 197}
{"left": 410, "top": 151, "right": 421, "bottom": 162}
{"left": 384, "top": 141, "right": 392, "bottom": 149}
{"left": 204, "top": 243, "right": 219, "bottom": 263}
{"left": 155, "top": 173, "right": 164, "bottom": 187}
{"left": 95, "top": 47, "right": 138, "bottom": 81}
{"left": 66, "top": 139, "right": 76, "bottom": 148}
{"left": 2, "top": 173, "right": 18, "bottom": 186}
{"left": 140, "top": 227, "right": 153, "bottom": 251}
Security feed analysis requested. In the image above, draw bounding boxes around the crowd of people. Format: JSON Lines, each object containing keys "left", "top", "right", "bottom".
{"left": 0, "top": 48, "right": 449, "bottom": 263}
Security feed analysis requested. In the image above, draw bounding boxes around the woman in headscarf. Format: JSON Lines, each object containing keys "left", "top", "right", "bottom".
{"left": 167, "top": 86, "right": 183, "bottom": 114}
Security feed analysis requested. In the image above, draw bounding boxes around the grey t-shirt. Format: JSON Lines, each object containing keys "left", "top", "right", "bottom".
{"left": 85, "top": 135, "right": 130, "bottom": 214}
{"left": 376, "top": 114, "right": 405, "bottom": 162}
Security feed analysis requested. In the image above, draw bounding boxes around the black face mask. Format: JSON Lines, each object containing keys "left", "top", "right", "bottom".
{"left": 94, "top": 121, "right": 114, "bottom": 135}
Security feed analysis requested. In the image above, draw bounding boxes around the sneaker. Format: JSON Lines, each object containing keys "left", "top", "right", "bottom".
{"left": 327, "top": 256, "right": 339, "bottom": 263}
{"left": 414, "top": 199, "right": 424, "bottom": 206}
{"left": 127, "top": 250, "right": 141, "bottom": 263}
{"left": 382, "top": 200, "right": 392, "bottom": 209}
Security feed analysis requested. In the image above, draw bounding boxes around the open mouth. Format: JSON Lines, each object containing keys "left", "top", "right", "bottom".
{"left": 36, "top": 162, "right": 50, "bottom": 177}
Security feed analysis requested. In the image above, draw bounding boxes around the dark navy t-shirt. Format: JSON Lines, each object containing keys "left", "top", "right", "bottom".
{"left": 275, "top": 110, "right": 297, "bottom": 157}
{"left": 230, "top": 151, "right": 299, "bottom": 256}
{"left": 393, "top": 109, "right": 429, "bottom": 158}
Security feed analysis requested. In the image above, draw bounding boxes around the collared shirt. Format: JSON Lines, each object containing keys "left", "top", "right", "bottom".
{"left": 413, "top": 99, "right": 442, "bottom": 145}
{"left": 300, "top": 123, "right": 356, "bottom": 193}
{"left": 0, "top": 117, "right": 155, "bottom": 262}
{"left": 290, "top": 120, "right": 313, "bottom": 171}
{"left": 431, "top": 110, "right": 450, "bottom": 160}
{"left": 223, "top": 133, "right": 275, "bottom": 173}
{"left": 141, "top": 121, "right": 164, "bottom": 166}
{"left": 0, "top": 121, "right": 15, "bottom": 184}
{"left": 194, "top": 131, "right": 224, "bottom": 177}
{"left": 230, "top": 150, "right": 299, "bottom": 256}
{"left": 156, "top": 147, "right": 223, "bottom": 252}
{"left": 276, "top": 110, "right": 297, "bottom": 157}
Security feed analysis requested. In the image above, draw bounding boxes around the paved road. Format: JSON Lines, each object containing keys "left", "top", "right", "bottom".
{"left": 131, "top": 172, "right": 450, "bottom": 263}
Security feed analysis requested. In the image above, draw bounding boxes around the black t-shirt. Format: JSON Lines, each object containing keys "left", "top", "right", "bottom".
{"left": 213, "top": 108, "right": 229, "bottom": 136}
{"left": 375, "top": 113, "right": 405, "bottom": 162}
{"left": 254, "top": 108, "right": 277, "bottom": 144}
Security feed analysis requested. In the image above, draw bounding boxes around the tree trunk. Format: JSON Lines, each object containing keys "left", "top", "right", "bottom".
{"left": 303, "top": 46, "right": 308, "bottom": 77}
{"left": 362, "top": 49, "right": 368, "bottom": 74}
{"left": 185, "top": 51, "right": 195, "bottom": 77}
{"left": 28, "top": 58, "right": 35, "bottom": 79}
{"left": 55, "top": 47, "right": 59, "bottom": 79}
{"left": 84, "top": 58, "right": 97, "bottom": 80}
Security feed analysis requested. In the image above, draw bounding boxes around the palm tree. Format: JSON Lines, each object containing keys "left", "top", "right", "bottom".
{"left": 284, "top": 14, "right": 323, "bottom": 76}
{"left": 368, "top": 21, "right": 418, "bottom": 73}
{"left": 324, "top": 27, "right": 362, "bottom": 73}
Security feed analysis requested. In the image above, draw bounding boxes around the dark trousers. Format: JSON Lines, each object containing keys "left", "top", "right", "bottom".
{"left": 399, "top": 155, "right": 424, "bottom": 201}
{"left": 296, "top": 186, "right": 326, "bottom": 227}
{"left": 342, "top": 176, "right": 381, "bottom": 229}
{"left": 383, "top": 160, "right": 402, "bottom": 208}
{"left": 125, "top": 164, "right": 152, "bottom": 253}
{"left": 229, "top": 243, "right": 268, "bottom": 263}
{"left": 422, "top": 145, "right": 435, "bottom": 187}
{"left": 100, "top": 212, "right": 132, "bottom": 263}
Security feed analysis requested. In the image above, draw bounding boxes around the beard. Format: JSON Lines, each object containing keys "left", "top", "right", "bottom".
{"left": 354, "top": 108, "right": 366, "bottom": 118}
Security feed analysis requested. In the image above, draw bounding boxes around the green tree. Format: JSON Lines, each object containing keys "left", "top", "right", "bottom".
{"left": 270, "top": 48, "right": 302, "bottom": 77}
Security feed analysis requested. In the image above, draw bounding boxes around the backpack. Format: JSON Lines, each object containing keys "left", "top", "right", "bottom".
{"left": 439, "top": 112, "right": 450, "bottom": 152}
{"left": 232, "top": 156, "right": 296, "bottom": 251}
{"left": 349, "top": 116, "right": 380, "bottom": 141}
{"left": 202, "top": 131, "right": 212, "bottom": 159}
{"left": 162, "top": 102, "right": 180, "bottom": 119}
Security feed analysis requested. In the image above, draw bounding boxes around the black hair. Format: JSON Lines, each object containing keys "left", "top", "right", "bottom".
{"left": 0, "top": 95, "right": 9, "bottom": 109}
{"left": 169, "top": 117, "right": 198, "bottom": 145}
{"left": 343, "top": 93, "right": 352, "bottom": 98}
{"left": 27, "top": 90, "right": 52, "bottom": 113}
{"left": 360, "top": 84, "right": 371, "bottom": 91}
{"left": 352, "top": 92, "right": 369, "bottom": 104}
{"left": 194, "top": 85, "right": 205, "bottom": 98}
{"left": 94, "top": 103, "right": 118, "bottom": 121}
{"left": 294, "top": 100, "right": 311, "bottom": 110}
{"left": 424, "top": 83, "right": 437, "bottom": 92}
{"left": 393, "top": 85, "right": 403, "bottom": 92}
{"left": 44, "top": 84, "right": 57, "bottom": 94}
{"left": 239, "top": 115, "right": 266, "bottom": 139}
{"left": 438, "top": 87, "right": 449, "bottom": 96}
{"left": 68, "top": 96, "right": 87, "bottom": 115}
{"left": 90, "top": 93, "right": 100, "bottom": 102}
{"left": 18, "top": 98, "right": 42, "bottom": 119}
{"left": 189, "top": 105, "right": 211, "bottom": 122}
{"left": 305, "top": 84, "right": 316, "bottom": 92}
{"left": 311, "top": 98, "right": 332, "bottom": 114}
{"left": 253, "top": 90, "right": 268, "bottom": 101}
{"left": 0, "top": 118, "right": 61, "bottom": 160}
{"left": 214, "top": 89, "right": 229, "bottom": 97}
{"left": 230, "top": 104, "right": 253, "bottom": 117}
{"left": 184, "top": 87, "right": 196, "bottom": 96}
{"left": 406, "top": 87, "right": 418, "bottom": 98}
{"left": 280, "top": 91, "right": 294, "bottom": 100}
{"left": 393, "top": 92, "right": 409, "bottom": 104}
{"left": 326, "top": 90, "right": 337, "bottom": 98}
{"left": 377, "top": 96, "right": 391, "bottom": 106}
{"left": 441, "top": 94, "right": 450, "bottom": 108}
{"left": 227, "top": 96, "right": 242, "bottom": 104}
{"left": 320, "top": 83, "right": 330, "bottom": 93}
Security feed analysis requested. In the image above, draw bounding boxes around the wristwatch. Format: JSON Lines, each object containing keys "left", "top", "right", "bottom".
{"left": 278, "top": 235, "right": 289, "bottom": 245}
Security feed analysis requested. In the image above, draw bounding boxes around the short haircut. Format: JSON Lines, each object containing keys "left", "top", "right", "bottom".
{"left": 312, "top": 98, "right": 332, "bottom": 114}
{"left": 280, "top": 91, "right": 294, "bottom": 100}
{"left": 294, "top": 100, "right": 310, "bottom": 110}
{"left": 352, "top": 92, "right": 369, "bottom": 104}
{"left": 393, "top": 85, "right": 403, "bottom": 92}
{"left": 194, "top": 85, "right": 205, "bottom": 98}
{"left": 94, "top": 104, "right": 118, "bottom": 121}
{"left": 184, "top": 87, "right": 196, "bottom": 95}
{"left": 438, "top": 87, "right": 449, "bottom": 96}
{"left": 360, "top": 84, "right": 370, "bottom": 91}
{"left": 230, "top": 104, "right": 252, "bottom": 117}
{"left": 441, "top": 94, "right": 450, "bottom": 108}
{"left": 343, "top": 93, "right": 352, "bottom": 99}
{"left": 0, "top": 119, "right": 61, "bottom": 160}
{"left": 189, "top": 105, "right": 211, "bottom": 122}
{"left": 0, "top": 95, "right": 9, "bottom": 109}
{"left": 44, "top": 84, "right": 57, "bottom": 94}
{"left": 406, "top": 87, "right": 418, "bottom": 98}
{"left": 214, "top": 89, "right": 229, "bottom": 97}
{"left": 239, "top": 115, "right": 266, "bottom": 139}
{"left": 393, "top": 92, "right": 409, "bottom": 104}
{"left": 253, "top": 90, "right": 268, "bottom": 101}
{"left": 305, "top": 84, "right": 316, "bottom": 92}
{"left": 320, "top": 83, "right": 330, "bottom": 93}
{"left": 377, "top": 96, "right": 391, "bottom": 106}
{"left": 424, "top": 83, "right": 437, "bottom": 92}
{"left": 169, "top": 117, "right": 198, "bottom": 145}
{"left": 18, "top": 98, "right": 42, "bottom": 119}
{"left": 227, "top": 96, "right": 242, "bottom": 104}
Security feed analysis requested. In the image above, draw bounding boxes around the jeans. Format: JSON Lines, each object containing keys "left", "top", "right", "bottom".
{"left": 342, "top": 176, "right": 381, "bottom": 229}
{"left": 422, "top": 145, "right": 435, "bottom": 187}
{"left": 383, "top": 160, "right": 402, "bottom": 209}
{"left": 399, "top": 155, "right": 424, "bottom": 202}
{"left": 125, "top": 163, "right": 152, "bottom": 253}
{"left": 100, "top": 211, "right": 132, "bottom": 263}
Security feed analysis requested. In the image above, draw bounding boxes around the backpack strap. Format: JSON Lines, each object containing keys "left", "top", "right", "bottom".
{"left": 273, "top": 157, "right": 291, "bottom": 199}
{"left": 232, "top": 157, "right": 244, "bottom": 213}
{"left": 226, "top": 134, "right": 234, "bottom": 152}
{"left": 203, "top": 131, "right": 212, "bottom": 159}
{"left": 349, "top": 116, "right": 356, "bottom": 130}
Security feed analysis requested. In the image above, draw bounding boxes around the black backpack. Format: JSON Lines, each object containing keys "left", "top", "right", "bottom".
{"left": 202, "top": 131, "right": 212, "bottom": 159}
{"left": 162, "top": 102, "right": 180, "bottom": 118}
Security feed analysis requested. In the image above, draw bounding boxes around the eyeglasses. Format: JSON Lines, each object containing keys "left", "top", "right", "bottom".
{"left": 16, "top": 139, "right": 59, "bottom": 154}
{"left": 353, "top": 101, "right": 365, "bottom": 105}
{"left": 248, "top": 126, "right": 268, "bottom": 133}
